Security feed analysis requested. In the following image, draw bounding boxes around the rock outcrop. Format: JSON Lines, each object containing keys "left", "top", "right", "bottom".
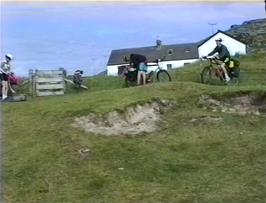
{"left": 226, "top": 18, "right": 266, "bottom": 53}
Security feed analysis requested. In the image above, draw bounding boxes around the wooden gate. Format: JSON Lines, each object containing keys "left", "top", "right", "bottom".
{"left": 30, "top": 69, "right": 65, "bottom": 96}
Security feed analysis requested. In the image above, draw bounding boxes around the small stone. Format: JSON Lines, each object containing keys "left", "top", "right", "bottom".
{"left": 78, "top": 148, "right": 91, "bottom": 160}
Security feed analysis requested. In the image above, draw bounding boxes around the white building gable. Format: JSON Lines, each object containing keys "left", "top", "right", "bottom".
{"left": 198, "top": 31, "right": 246, "bottom": 58}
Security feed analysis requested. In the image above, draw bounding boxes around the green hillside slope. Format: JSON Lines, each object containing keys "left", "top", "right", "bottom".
{"left": 2, "top": 54, "right": 266, "bottom": 203}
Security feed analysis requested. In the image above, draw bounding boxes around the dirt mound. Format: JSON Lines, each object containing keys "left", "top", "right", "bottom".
{"left": 72, "top": 100, "right": 175, "bottom": 136}
{"left": 199, "top": 94, "right": 266, "bottom": 116}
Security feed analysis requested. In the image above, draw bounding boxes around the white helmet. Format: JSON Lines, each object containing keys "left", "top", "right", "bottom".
{"left": 5, "top": 54, "right": 13, "bottom": 60}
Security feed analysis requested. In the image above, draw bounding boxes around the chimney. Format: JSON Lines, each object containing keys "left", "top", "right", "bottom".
{"left": 156, "top": 39, "right": 162, "bottom": 49}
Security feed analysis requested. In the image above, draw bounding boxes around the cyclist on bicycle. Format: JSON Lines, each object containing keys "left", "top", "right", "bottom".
{"left": 207, "top": 38, "right": 231, "bottom": 82}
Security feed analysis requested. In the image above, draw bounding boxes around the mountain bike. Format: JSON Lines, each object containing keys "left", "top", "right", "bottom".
{"left": 147, "top": 59, "right": 172, "bottom": 83}
{"left": 200, "top": 56, "right": 240, "bottom": 85}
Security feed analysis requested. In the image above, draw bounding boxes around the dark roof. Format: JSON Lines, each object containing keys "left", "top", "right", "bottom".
{"left": 197, "top": 30, "right": 246, "bottom": 47}
{"left": 107, "top": 43, "right": 199, "bottom": 66}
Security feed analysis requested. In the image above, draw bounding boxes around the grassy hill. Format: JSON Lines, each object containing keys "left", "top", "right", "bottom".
{"left": 2, "top": 54, "right": 266, "bottom": 203}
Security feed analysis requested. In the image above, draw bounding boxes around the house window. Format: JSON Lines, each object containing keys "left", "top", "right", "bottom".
{"left": 167, "top": 64, "right": 172, "bottom": 70}
{"left": 168, "top": 49, "right": 174, "bottom": 55}
{"left": 185, "top": 48, "right": 190, "bottom": 53}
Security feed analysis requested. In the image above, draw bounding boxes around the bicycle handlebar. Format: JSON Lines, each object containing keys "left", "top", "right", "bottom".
{"left": 201, "top": 56, "right": 218, "bottom": 60}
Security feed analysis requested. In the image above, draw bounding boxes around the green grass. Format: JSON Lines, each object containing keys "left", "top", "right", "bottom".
{"left": 3, "top": 54, "right": 266, "bottom": 203}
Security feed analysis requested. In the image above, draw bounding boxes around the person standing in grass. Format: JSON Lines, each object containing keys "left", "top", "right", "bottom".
{"left": 137, "top": 60, "right": 148, "bottom": 85}
{"left": 1, "top": 54, "right": 13, "bottom": 101}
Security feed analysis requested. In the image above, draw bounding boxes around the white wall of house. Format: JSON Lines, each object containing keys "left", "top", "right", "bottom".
{"left": 198, "top": 32, "right": 246, "bottom": 58}
{"left": 107, "top": 63, "right": 128, "bottom": 76}
{"left": 107, "top": 58, "right": 198, "bottom": 76}
{"left": 158, "top": 59, "right": 198, "bottom": 70}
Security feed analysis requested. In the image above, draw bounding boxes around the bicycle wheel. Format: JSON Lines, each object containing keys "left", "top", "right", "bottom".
{"left": 124, "top": 78, "right": 129, "bottom": 87}
{"left": 234, "top": 68, "right": 250, "bottom": 85}
{"left": 124, "top": 78, "right": 136, "bottom": 87}
{"left": 157, "top": 70, "right": 172, "bottom": 82}
{"left": 201, "top": 66, "right": 212, "bottom": 84}
{"left": 227, "top": 67, "right": 240, "bottom": 85}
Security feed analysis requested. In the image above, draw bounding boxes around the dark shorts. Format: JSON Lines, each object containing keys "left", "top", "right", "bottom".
{"left": 0, "top": 73, "right": 9, "bottom": 81}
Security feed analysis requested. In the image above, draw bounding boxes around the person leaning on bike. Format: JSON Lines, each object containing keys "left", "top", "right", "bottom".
{"left": 124, "top": 53, "right": 148, "bottom": 85}
{"left": 124, "top": 54, "right": 147, "bottom": 69}
{"left": 207, "top": 38, "right": 231, "bottom": 82}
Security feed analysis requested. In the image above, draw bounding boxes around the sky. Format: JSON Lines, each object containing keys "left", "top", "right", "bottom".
{"left": 0, "top": 2, "right": 265, "bottom": 76}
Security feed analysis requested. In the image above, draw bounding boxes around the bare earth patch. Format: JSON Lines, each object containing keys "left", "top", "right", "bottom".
{"left": 199, "top": 94, "right": 266, "bottom": 116}
{"left": 72, "top": 100, "right": 175, "bottom": 136}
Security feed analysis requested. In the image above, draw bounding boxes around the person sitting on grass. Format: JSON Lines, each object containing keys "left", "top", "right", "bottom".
{"left": 73, "top": 69, "right": 83, "bottom": 88}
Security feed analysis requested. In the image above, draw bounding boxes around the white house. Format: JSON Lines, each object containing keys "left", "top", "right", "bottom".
{"left": 107, "top": 30, "right": 247, "bottom": 76}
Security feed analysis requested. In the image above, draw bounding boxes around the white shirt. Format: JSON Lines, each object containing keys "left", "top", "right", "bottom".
{"left": 0, "top": 60, "right": 11, "bottom": 74}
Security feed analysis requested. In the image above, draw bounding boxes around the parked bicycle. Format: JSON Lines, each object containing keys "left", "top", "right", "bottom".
{"left": 118, "top": 59, "right": 172, "bottom": 87}
{"left": 200, "top": 56, "right": 240, "bottom": 85}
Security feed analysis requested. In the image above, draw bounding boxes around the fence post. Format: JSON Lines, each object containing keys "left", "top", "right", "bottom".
{"left": 28, "top": 69, "right": 35, "bottom": 97}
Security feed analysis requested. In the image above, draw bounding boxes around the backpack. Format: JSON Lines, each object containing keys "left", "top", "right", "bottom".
{"left": 8, "top": 74, "right": 21, "bottom": 85}
{"left": 229, "top": 58, "right": 240, "bottom": 69}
